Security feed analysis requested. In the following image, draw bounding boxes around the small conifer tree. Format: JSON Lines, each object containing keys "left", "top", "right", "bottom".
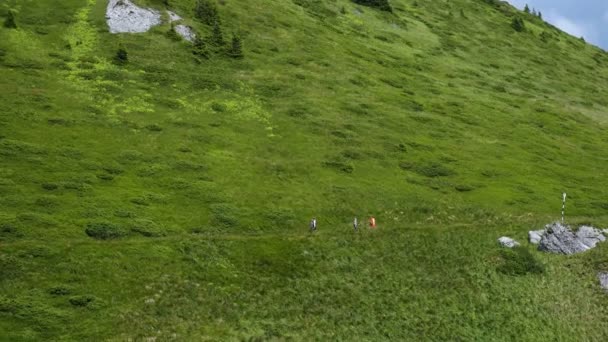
{"left": 210, "top": 20, "right": 225, "bottom": 47}
{"left": 227, "top": 34, "right": 244, "bottom": 59}
{"left": 352, "top": 0, "right": 392, "bottom": 12}
{"left": 114, "top": 44, "right": 128, "bottom": 65}
{"left": 4, "top": 9, "right": 17, "bottom": 29}
{"left": 511, "top": 17, "right": 525, "bottom": 32}
{"left": 166, "top": 24, "right": 181, "bottom": 41}
{"left": 192, "top": 37, "right": 210, "bottom": 59}
{"left": 524, "top": 4, "right": 530, "bottom": 13}
{"left": 195, "top": 0, "right": 218, "bottom": 26}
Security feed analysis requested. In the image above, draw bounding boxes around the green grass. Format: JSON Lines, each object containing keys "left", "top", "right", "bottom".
{"left": 2, "top": 0, "right": 608, "bottom": 339}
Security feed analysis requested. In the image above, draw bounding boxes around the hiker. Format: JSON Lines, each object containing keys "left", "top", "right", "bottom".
{"left": 369, "top": 216, "right": 376, "bottom": 229}
{"left": 353, "top": 217, "right": 358, "bottom": 231}
{"left": 310, "top": 217, "right": 317, "bottom": 232}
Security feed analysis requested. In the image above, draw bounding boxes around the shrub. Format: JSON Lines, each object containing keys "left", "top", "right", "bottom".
{"left": 455, "top": 184, "right": 475, "bottom": 192}
{"left": 210, "top": 203, "right": 239, "bottom": 227}
{"left": 114, "top": 45, "right": 128, "bottom": 65}
{"left": 211, "top": 102, "right": 226, "bottom": 112}
{"left": 130, "top": 219, "right": 165, "bottom": 237}
{"left": 414, "top": 163, "right": 455, "bottom": 177}
{"left": 227, "top": 34, "right": 244, "bottom": 58}
{"left": 4, "top": 10, "right": 17, "bottom": 29}
{"left": 192, "top": 37, "right": 210, "bottom": 59}
{"left": 49, "top": 285, "right": 72, "bottom": 296}
{"left": 145, "top": 124, "right": 163, "bottom": 132}
{"left": 195, "top": 0, "right": 219, "bottom": 25}
{"left": 352, "top": 0, "right": 392, "bottom": 12}
{"left": 497, "top": 246, "right": 544, "bottom": 276}
{"left": 0, "top": 223, "right": 20, "bottom": 236}
{"left": 511, "top": 17, "right": 525, "bottom": 32}
{"left": 69, "top": 295, "right": 98, "bottom": 307}
{"left": 540, "top": 31, "right": 550, "bottom": 43}
{"left": 0, "top": 254, "right": 21, "bottom": 280}
{"left": 210, "top": 21, "right": 225, "bottom": 47}
{"left": 264, "top": 208, "right": 296, "bottom": 227}
{"left": 84, "top": 222, "right": 126, "bottom": 240}
{"left": 130, "top": 197, "right": 149, "bottom": 206}
{"left": 166, "top": 24, "right": 181, "bottom": 41}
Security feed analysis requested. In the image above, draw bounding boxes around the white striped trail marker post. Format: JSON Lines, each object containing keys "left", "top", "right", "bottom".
{"left": 562, "top": 192, "right": 567, "bottom": 223}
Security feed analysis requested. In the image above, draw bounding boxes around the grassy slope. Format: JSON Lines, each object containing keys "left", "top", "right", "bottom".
{"left": 2, "top": 0, "right": 608, "bottom": 339}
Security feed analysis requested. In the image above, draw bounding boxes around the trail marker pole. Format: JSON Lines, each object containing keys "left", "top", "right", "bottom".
{"left": 562, "top": 192, "right": 567, "bottom": 223}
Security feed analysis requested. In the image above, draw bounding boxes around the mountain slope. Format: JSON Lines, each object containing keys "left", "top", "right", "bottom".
{"left": 2, "top": 0, "right": 608, "bottom": 339}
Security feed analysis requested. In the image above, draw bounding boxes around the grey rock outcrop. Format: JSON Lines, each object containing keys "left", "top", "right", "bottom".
{"left": 599, "top": 273, "right": 608, "bottom": 291}
{"left": 576, "top": 226, "right": 605, "bottom": 249}
{"left": 175, "top": 25, "right": 196, "bottom": 42}
{"left": 529, "top": 230, "right": 545, "bottom": 245}
{"left": 538, "top": 222, "right": 605, "bottom": 255}
{"left": 498, "top": 237, "right": 520, "bottom": 248}
{"left": 167, "top": 11, "right": 182, "bottom": 22}
{"left": 107, "top": 0, "right": 162, "bottom": 34}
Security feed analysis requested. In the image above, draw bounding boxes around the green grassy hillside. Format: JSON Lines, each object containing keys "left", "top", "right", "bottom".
{"left": 2, "top": 0, "right": 608, "bottom": 339}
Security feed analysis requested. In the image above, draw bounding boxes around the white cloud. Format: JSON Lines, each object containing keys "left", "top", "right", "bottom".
{"left": 545, "top": 10, "right": 599, "bottom": 44}
{"left": 552, "top": 15, "right": 587, "bottom": 37}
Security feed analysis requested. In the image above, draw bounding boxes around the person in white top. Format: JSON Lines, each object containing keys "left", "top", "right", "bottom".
{"left": 310, "top": 217, "right": 317, "bottom": 232}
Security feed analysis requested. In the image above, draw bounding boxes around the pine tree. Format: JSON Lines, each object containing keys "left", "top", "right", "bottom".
{"left": 114, "top": 45, "right": 128, "bottom": 65}
{"left": 523, "top": 4, "right": 530, "bottom": 13}
{"left": 352, "top": 0, "right": 392, "bottom": 12}
{"left": 210, "top": 20, "right": 225, "bottom": 47}
{"left": 538, "top": 11, "right": 542, "bottom": 20}
{"left": 195, "top": 0, "right": 218, "bottom": 26}
{"left": 166, "top": 24, "right": 181, "bottom": 41}
{"left": 227, "top": 34, "right": 243, "bottom": 59}
{"left": 511, "top": 17, "right": 525, "bottom": 32}
{"left": 192, "top": 37, "right": 210, "bottom": 59}
{"left": 539, "top": 31, "right": 550, "bottom": 43}
{"left": 4, "top": 9, "right": 17, "bottom": 29}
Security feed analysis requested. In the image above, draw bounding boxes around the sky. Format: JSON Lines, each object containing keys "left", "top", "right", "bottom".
{"left": 506, "top": 0, "right": 607, "bottom": 50}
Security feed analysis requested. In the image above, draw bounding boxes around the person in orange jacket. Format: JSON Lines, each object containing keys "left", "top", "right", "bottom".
{"left": 369, "top": 216, "right": 376, "bottom": 229}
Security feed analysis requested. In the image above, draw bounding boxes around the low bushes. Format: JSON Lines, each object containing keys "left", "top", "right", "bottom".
{"left": 84, "top": 222, "right": 126, "bottom": 240}
{"left": 497, "top": 246, "right": 544, "bottom": 276}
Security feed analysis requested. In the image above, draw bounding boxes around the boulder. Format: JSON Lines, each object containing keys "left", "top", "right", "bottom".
{"left": 167, "top": 11, "right": 182, "bottom": 22}
{"left": 599, "top": 273, "right": 608, "bottom": 291}
{"left": 107, "top": 0, "right": 162, "bottom": 34}
{"left": 538, "top": 222, "right": 605, "bottom": 255}
{"left": 175, "top": 25, "right": 196, "bottom": 42}
{"left": 576, "top": 226, "right": 605, "bottom": 249}
{"left": 528, "top": 230, "right": 545, "bottom": 245}
{"left": 498, "top": 236, "right": 520, "bottom": 248}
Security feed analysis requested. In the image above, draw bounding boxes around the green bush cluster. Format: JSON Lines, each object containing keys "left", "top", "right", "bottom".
{"left": 497, "top": 246, "right": 545, "bottom": 276}
{"left": 84, "top": 222, "right": 127, "bottom": 240}
{"left": 352, "top": 0, "right": 392, "bottom": 12}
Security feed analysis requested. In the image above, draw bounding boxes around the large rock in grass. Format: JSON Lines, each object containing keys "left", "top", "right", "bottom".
{"left": 528, "top": 230, "right": 545, "bottom": 245}
{"left": 576, "top": 226, "right": 605, "bottom": 249}
{"left": 175, "top": 25, "right": 196, "bottom": 42}
{"left": 107, "top": 0, "right": 162, "bottom": 34}
{"left": 538, "top": 222, "right": 604, "bottom": 255}
{"left": 498, "top": 236, "right": 519, "bottom": 248}
{"left": 599, "top": 273, "right": 608, "bottom": 292}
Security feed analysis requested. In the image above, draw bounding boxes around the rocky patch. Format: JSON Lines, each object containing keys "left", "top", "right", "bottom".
{"left": 107, "top": 0, "right": 162, "bottom": 34}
